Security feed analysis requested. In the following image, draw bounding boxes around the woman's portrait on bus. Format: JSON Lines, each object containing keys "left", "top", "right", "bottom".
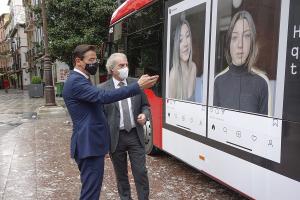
{"left": 168, "top": 14, "right": 197, "bottom": 101}
{"left": 167, "top": 6, "right": 206, "bottom": 103}
{"left": 213, "top": 10, "right": 271, "bottom": 115}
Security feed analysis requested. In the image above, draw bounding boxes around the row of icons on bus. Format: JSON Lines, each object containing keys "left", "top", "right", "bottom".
{"left": 168, "top": 112, "right": 203, "bottom": 125}
{"left": 167, "top": 111, "right": 276, "bottom": 149}
{"left": 166, "top": 101, "right": 281, "bottom": 162}
{"left": 211, "top": 124, "right": 275, "bottom": 148}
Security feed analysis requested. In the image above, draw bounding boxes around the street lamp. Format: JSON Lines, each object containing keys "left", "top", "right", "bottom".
{"left": 41, "top": 0, "right": 56, "bottom": 106}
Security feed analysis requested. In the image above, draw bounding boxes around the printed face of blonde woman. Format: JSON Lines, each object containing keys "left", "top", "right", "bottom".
{"left": 230, "top": 18, "right": 251, "bottom": 66}
{"left": 179, "top": 23, "right": 191, "bottom": 62}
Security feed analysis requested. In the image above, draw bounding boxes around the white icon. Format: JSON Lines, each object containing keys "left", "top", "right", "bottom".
{"left": 251, "top": 135, "right": 257, "bottom": 142}
{"left": 181, "top": 115, "right": 185, "bottom": 121}
{"left": 273, "top": 119, "right": 279, "bottom": 127}
{"left": 210, "top": 107, "right": 214, "bottom": 113}
{"left": 223, "top": 127, "right": 227, "bottom": 133}
{"left": 236, "top": 131, "right": 242, "bottom": 138}
{"left": 174, "top": 113, "right": 178, "bottom": 119}
{"left": 189, "top": 117, "right": 193, "bottom": 123}
{"left": 221, "top": 109, "right": 225, "bottom": 115}
{"left": 212, "top": 124, "right": 216, "bottom": 131}
{"left": 268, "top": 139, "right": 274, "bottom": 147}
{"left": 215, "top": 108, "right": 219, "bottom": 114}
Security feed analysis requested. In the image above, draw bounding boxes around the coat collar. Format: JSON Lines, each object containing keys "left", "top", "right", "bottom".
{"left": 108, "top": 77, "right": 134, "bottom": 89}
{"left": 74, "top": 68, "right": 89, "bottom": 79}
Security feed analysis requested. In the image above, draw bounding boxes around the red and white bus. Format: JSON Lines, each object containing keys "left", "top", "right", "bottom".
{"left": 104, "top": 0, "right": 300, "bottom": 199}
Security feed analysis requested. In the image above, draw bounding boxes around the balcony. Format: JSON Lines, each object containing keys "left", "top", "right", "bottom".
{"left": 0, "top": 44, "right": 10, "bottom": 55}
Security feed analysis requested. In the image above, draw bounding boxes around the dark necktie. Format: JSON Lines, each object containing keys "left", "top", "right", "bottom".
{"left": 118, "top": 81, "right": 132, "bottom": 132}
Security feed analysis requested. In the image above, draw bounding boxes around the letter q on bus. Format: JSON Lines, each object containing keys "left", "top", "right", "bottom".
{"left": 291, "top": 46, "right": 299, "bottom": 60}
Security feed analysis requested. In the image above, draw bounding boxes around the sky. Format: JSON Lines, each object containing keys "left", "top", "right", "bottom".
{"left": 0, "top": 0, "right": 9, "bottom": 15}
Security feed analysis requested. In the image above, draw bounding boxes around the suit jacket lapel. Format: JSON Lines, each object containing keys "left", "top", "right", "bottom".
{"left": 108, "top": 78, "right": 120, "bottom": 111}
{"left": 127, "top": 78, "right": 135, "bottom": 114}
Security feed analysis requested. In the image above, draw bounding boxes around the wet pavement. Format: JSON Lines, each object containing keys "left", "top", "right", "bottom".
{"left": 0, "top": 89, "right": 246, "bottom": 200}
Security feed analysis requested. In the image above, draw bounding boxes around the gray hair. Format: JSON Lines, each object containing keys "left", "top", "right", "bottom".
{"left": 105, "top": 53, "right": 127, "bottom": 74}
{"left": 225, "top": 10, "right": 258, "bottom": 71}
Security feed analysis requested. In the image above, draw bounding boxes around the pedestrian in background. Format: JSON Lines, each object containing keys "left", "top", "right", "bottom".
{"left": 3, "top": 78, "right": 9, "bottom": 93}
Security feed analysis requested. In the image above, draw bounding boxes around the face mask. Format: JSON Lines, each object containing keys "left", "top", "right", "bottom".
{"left": 85, "top": 62, "right": 99, "bottom": 75}
{"left": 118, "top": 67, "right": 128, "bottom": 80}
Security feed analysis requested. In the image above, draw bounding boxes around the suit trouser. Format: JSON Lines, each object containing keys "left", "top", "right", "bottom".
{"left": 75, "top": 156, "right": 105, "bottom": 200}
{"left": 111, "top": 128, "right": 149, "bottom": 200}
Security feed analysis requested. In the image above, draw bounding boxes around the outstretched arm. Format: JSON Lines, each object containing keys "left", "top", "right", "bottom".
{"left": 72, "top": 79, "right": 141, "bottom": 104}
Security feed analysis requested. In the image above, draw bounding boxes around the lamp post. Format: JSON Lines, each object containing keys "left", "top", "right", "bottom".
{"left": 41, "top": 0, "right": 56, "bottom": 106}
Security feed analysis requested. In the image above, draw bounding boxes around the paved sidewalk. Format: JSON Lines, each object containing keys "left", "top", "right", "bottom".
{"left": 0, "top": 89, "right": 80, "bottom": 199}
{"left": 0, "top": 89, "right": 245, "bottom": 200}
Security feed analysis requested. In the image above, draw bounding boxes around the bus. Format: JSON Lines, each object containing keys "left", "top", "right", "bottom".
{"left": 103, "top": 0, "right": 300, "bottom": 199}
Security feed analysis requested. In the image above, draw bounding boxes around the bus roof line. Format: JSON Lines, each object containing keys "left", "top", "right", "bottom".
{"left": 110, "top": 0, "right": 157, "bottom": 26}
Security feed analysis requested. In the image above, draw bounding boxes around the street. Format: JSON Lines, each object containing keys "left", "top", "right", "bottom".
{"left": 0, "top": 89, "right": 246, "bottom": 200}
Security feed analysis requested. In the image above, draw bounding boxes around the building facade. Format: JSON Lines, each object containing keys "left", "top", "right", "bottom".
{"left": 0, "top": 14, "right": 10, "bottom": 89}
{"left": 6, "top": 0, "right": 30, "bottom": 89}
{"left": 23, "top": 0, "right": 44, "bottom": 80}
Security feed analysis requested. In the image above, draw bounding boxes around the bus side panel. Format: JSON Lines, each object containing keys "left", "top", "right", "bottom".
{"left": 145, "top": 89, "right": 163, "bottom": 149}
{"left": 162, "top": 128, "right": 300, "bottom": 200}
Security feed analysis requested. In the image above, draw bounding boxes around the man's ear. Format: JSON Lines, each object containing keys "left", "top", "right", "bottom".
{"left": 75, "top": 57, "right": 83, "bottom": 67}
{"left": 75, "top": 57, "right": 80, "bottom": 64}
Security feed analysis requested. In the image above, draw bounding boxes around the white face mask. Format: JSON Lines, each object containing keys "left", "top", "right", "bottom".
{"left": 118, "top": 67, "right": 129, "bottom": 80}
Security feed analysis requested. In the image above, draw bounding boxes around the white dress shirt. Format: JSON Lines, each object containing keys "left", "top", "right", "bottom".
{"left": 74, "top": 68, "right": 89, "bottom": 79}
{"left": 112, "top": 77, "right": 136, "bottom": 130}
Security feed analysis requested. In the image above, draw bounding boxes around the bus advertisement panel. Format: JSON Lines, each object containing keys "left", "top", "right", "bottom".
{"left": 162, "top": 0, "right": 300, "bottom": 199}
{"left": 165, "top": 0, "right": 211, "bottom": 136}
{"left": 208, "top": 0, "right": 284, "bottom": 163}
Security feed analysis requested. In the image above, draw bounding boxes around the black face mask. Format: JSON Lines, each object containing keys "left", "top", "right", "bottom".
{"left": 85, "top": 62, "right": 99, "bottom": 75}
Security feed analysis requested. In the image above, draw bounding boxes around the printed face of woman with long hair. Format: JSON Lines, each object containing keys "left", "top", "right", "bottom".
{"left": 179, "top": 23, "right": 192, "bottom": 62}
{"left": 230, "top": 18, "right": 251, "bottom": 66}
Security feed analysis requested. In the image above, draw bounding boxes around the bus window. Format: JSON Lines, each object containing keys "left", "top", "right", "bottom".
{"left": 127, "top": 27, "right": 163, "bottom": 97}
{"left": 111, "top": 21, "right": 127, "bottom": 53}
{"left": 125, "top": 1, "right": 163, "bottom": 97}
{"left": 107, "top": 1, "right": 163, "bottom": 96}
{"left": 127, "top": 1, "right": 162, "bottom": 35}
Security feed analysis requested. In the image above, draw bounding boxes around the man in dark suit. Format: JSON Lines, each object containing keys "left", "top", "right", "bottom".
{"left": 62, "top": 45, "right": 158, "bottom": 200}
{"left": 100, "top": 53, "right": 150, "bottom": 200}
